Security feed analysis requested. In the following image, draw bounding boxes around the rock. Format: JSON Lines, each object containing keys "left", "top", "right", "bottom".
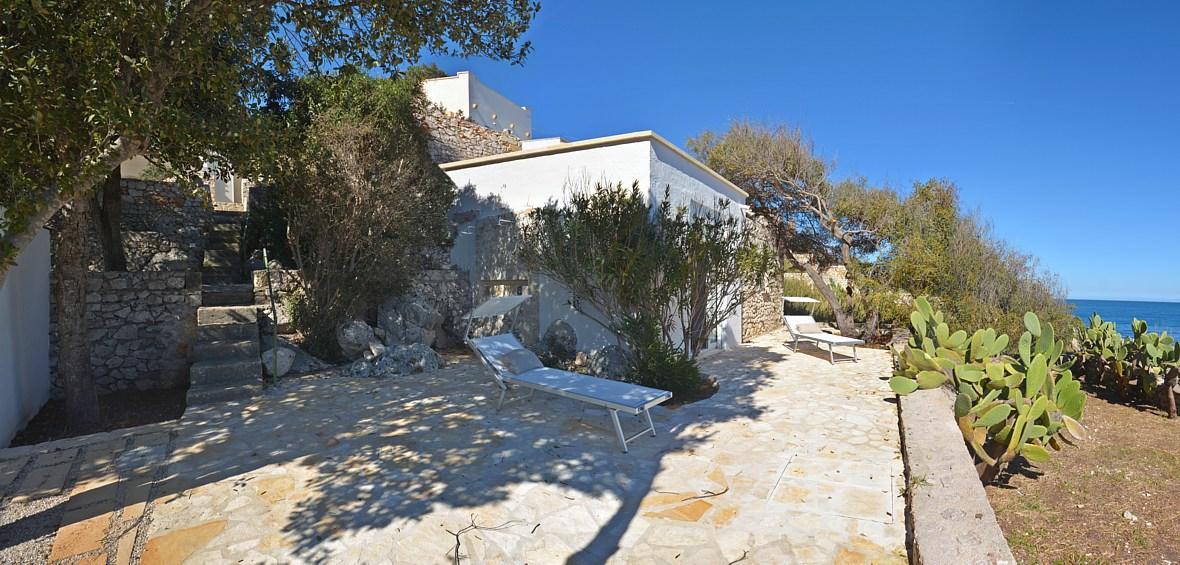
{"left": 588, "top": 345, "right": 629, "bottom": 379}
{"left": 336, "top": 320, "right": 375, "bottom": 360}
{"left": 346, "top": 359, "right": 374, "bottom": 378}
{"left": 367, "top": 339, "right": 387, "bottom": 360}
{"left": 1123, "top": 510, "right": 1139, "bottom": 522}
{"left": 260, "top": 347, "right": 297, "bottom": 377}
{"left": 371, "top": 343, "right": 443, "bottom": 377}
{"left": 543, "top": 321, "right": 578, "bottom": 362}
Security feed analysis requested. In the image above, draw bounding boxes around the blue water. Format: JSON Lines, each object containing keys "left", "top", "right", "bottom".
{"left": 1068, "top": 299, "right": 1180, "bottom": 337}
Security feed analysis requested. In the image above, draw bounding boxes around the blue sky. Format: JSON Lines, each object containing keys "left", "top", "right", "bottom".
{"left": 426, "top": 1, "right": 1180, "bottom": 302}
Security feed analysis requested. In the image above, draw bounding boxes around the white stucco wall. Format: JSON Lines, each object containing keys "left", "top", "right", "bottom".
{"left": 447, "top": 140, "right": 652, "bottom": 351}
{"left": 445, "top": 135, "right": 747, "bottom": 353}
{"left": 422, "top": 71, "right": 532, "bottom": 139}
{"left": 0, "top": 228, "right": 51, "bottom": 447}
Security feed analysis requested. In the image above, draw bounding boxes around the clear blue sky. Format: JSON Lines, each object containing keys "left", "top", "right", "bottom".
{"left": 425, "top": 1, "right": 1180, "bottom": 302}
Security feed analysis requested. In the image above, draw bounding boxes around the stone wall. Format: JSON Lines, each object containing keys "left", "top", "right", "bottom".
{"left": 82, "top": 179, "right": 210, "bottom": 272}
{"left": 417, "top": 102, "right": 521, "bottom": 164}
{"left": 741, "top": 218, "right": 785, "bottom": 341}
{"left": 50, "top": 271, "right": 202, "bottom": 396}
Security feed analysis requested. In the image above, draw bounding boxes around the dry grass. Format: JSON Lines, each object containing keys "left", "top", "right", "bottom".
{"left": 987, "top": 390, "right": 1180, "bottom": 564}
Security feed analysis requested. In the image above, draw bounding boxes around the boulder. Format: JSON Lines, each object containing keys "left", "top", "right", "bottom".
{"left": 588, "top": 345, "right": 629, "bottom": 380}
{"left": 337, "top": 320, "right": 375, "bottom": 360}
{"left": 543, "top": 320, "right": 578, "bottom": 362}
{"left": 260, "top": 347, "right": 297, "bottom": 378}
{"left": 372, "top": 343, "right": 443, "bottom": 377}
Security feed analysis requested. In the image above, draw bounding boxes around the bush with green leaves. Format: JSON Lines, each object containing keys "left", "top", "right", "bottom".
{"left": 891, "top": 297, "right": 1087, "bottom": 483}
{"left": 1074, "top": 314, "right": 1179, "bottom": 418}
{"left": 518, "top": 181, "right": 772, "bottom": 396}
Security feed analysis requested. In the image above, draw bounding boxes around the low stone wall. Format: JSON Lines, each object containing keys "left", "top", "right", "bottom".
{"left": 898, "top": 387, "right": 1016, "bottom": 564}
{"left": 418, "top": 102, "right": 521, "bottom": 164}
{"left": 253, "top": 269, "right": 301, "bottom": 333}
{"left": 50, "top": 271, "right": 202, "bottom": 396}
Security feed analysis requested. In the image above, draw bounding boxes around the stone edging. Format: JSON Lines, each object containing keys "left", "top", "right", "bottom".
{"left": 0, "top": 420, "right": 178, "bottom": 460}
{"left": 897, "top": 387, "right": 1016, "bottom": 565}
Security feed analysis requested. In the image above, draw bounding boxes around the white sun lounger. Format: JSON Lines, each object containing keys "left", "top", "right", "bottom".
{"left": 783, "top": 315, "right": 864, "bottom": 364}
{"left": 468, "top": 334, "right": 672, "bottom": 452}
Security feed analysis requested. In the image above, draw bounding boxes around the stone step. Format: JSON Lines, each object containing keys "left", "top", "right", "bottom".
{"left": 203, "top": 252, "right": 240, "bottom": 269}
{"left": 198, "top": 305, "right": 256, "bottom": 326}
{"left": 190, "top": 357, "right": 262, "bottom": 387}
{"left": 208, "top": 223, "right": 241, "bottom": 234}
{"left": 186, "top": 383, "right": 262, "bottom": 405}
{"left": 202, "top": 269, "right": 242, "bottom": 285}
{"left": 197, "top": 322, "right": 259, "bottom": 341}
{"left": 204, "top": 240, "right": 241, "bottom": 253}
{"left": 193, "top": 339, "right": 259, "bottom": 361}
{"left": 202, "top": 284, "right": 254, "bottom": 307}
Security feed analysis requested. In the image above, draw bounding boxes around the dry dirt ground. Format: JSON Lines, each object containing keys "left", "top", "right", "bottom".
{"left": 987, "top": 390, "right": 1180, "bottom": 564}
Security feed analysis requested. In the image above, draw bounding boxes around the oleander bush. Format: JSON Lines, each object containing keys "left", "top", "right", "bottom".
{"left": 891, "top": 297, "right": 1087, "bottom": 483}
{"left": 1074, "top": 314, "right": 1179, "bottom": 418}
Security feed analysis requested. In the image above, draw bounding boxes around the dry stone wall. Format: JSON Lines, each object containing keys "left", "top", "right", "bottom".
{"left": 741, "top": 218, "right": 784, "bottom": 341}
{"left": 417, "top": 102, "right": 521, "bottom": 164}
{"left": 50, "top": 271, "right": 202, "bottom": 396}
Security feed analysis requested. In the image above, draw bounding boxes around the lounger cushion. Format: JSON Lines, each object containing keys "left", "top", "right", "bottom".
{"left": 501, "top": 348, "right": 544, "bottom": 375}
{"left": 509, "top": 368, "right": 670, "bottom": 412}
{"left": 796, "top": 322, "right": 823, "bottom": 333}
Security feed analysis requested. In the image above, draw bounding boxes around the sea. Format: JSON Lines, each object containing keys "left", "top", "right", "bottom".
{"left": 1068, "top": 299, "right": 1180, "bottom": 337}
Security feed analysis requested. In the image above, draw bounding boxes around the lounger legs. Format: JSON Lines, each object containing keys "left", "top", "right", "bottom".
{"left": 610, "top": 410, "right": 628, "bottom": 453}
{"left": 610, "top": 408, "right": 659, "bottom": 453}
{"left": 828, "top": 343, "right": 835, "bottom": 365}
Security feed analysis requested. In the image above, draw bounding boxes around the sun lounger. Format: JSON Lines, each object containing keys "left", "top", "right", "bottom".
{"left": 468, "top": 334, "right": 672, "bottom": 452}
{"left": 783, "top": 315, "right": 865, "bottom": 364}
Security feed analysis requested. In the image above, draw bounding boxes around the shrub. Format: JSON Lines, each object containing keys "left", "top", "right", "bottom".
{"left": 276, "top": 73, "right": 454, "bottom": 359}
{"left": 891, "top": 297, "right": 1087, "bottom": 483}
{"left": 620, "top": 316, "right": 702, "bottom": 397}
{"left": 1074, "top": 314, "right": 1179, "bottom": 418}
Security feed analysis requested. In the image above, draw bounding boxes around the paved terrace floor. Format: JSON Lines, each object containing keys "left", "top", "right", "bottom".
{"left": 0, "top": 329, "right": 906, "bottom": 564}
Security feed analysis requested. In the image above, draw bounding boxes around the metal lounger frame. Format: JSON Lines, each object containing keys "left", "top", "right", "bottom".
{"left": 468, "top": 335, "right": 670, "bottom": 453}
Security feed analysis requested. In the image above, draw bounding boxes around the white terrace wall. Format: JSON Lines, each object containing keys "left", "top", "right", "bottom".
{"left": 0, "top": 229, "right": 51, "bottom": 447}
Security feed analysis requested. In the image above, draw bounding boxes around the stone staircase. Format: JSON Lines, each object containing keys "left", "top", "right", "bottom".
{"left": 187, "top": 211, "right": 263, "bottom": 406}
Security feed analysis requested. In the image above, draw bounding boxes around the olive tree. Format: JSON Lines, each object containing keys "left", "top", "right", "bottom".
{"left": 1, "top": 0, "right": 537, "bottom": 430}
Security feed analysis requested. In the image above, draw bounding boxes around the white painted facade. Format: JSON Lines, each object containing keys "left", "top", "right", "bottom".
{"left": 0, "top": 228, "right": 51, "bottom": 447}
{"left": 443, "top": 131, "right": 748, "bottom": 353}
{"left": 422, "top": 72, "right": 532, "bottom": 139}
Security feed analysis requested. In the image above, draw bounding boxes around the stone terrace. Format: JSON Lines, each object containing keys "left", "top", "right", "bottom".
{"left": 0, "top": 330, "right": 906, "bottom": 564}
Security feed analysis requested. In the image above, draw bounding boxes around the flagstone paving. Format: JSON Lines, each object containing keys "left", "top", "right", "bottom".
{"left": 0, "top": 329, "right": 907, "bottom": 564}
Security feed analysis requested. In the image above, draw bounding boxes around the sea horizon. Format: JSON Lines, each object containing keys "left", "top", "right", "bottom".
{"left": 1068, "top": 297, "right": 1180, "bottom": 336}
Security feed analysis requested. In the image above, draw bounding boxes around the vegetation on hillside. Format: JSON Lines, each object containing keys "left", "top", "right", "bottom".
{"left": 692, "top": 121, "right": 1071, "bottom": 342}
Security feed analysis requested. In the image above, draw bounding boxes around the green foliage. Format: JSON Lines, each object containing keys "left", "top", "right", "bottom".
{"left": 619, "top": 316, "right": 703, "bottom": 396}
{"left": 1074, "top": 314, "right": 1180, "bottom": 416}
{"left": 892, "top": 297, "right": 1086, "bottom": 483}
{"left": 278, "top": 73, "right": 455, "bottom": 359}
{"left": 871, "top": 179, "right": 1076, "bottom": 342}
{"left": 518, "top": 181, "right": 773, "bottom": 392}
{"left": 0, "top": 0, "right": 537, "bottom": 275}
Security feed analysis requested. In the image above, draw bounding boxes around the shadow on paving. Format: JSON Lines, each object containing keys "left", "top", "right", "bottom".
{"left": 1, "top": 342, "right": 786, "bottom": 563}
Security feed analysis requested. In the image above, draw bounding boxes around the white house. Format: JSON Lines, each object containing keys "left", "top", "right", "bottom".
{"left": 426, "top": 73, "right": 750, "bottom": 353}
{"left": 0, "top": 226, "right": 51, "bottom": 446}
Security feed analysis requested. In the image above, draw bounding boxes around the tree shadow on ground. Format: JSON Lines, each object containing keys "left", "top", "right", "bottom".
{"left": 1, "top": 341, "right": 787, "bottom": 563}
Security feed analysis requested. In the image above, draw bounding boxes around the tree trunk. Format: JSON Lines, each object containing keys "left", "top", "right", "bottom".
{"left": 93, "top": 165, "right": 126, "bottom": 271}
{"left": 0, "top": 136, "right": 145, "bottom": 287}
{"left": 54, "top": 200, "right": 100, "bottom": 432}
{"left": 1162, "top": 371, "right": 1177, "bottom": 419}
{"left": 791, "top": 256, "right": 856, "bottom": 336}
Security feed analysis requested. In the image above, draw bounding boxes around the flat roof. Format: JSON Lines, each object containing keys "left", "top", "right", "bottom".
{"left": 438, "top": 130, "right": 749, "bottom": 198}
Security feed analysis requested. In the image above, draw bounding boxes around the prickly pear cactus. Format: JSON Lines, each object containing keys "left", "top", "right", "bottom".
{"left": 891, "top": 297, "right": 1086, "bottom": 483}
{"left": 1076, "top": 314, "right": 1180, "bottom": 417}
